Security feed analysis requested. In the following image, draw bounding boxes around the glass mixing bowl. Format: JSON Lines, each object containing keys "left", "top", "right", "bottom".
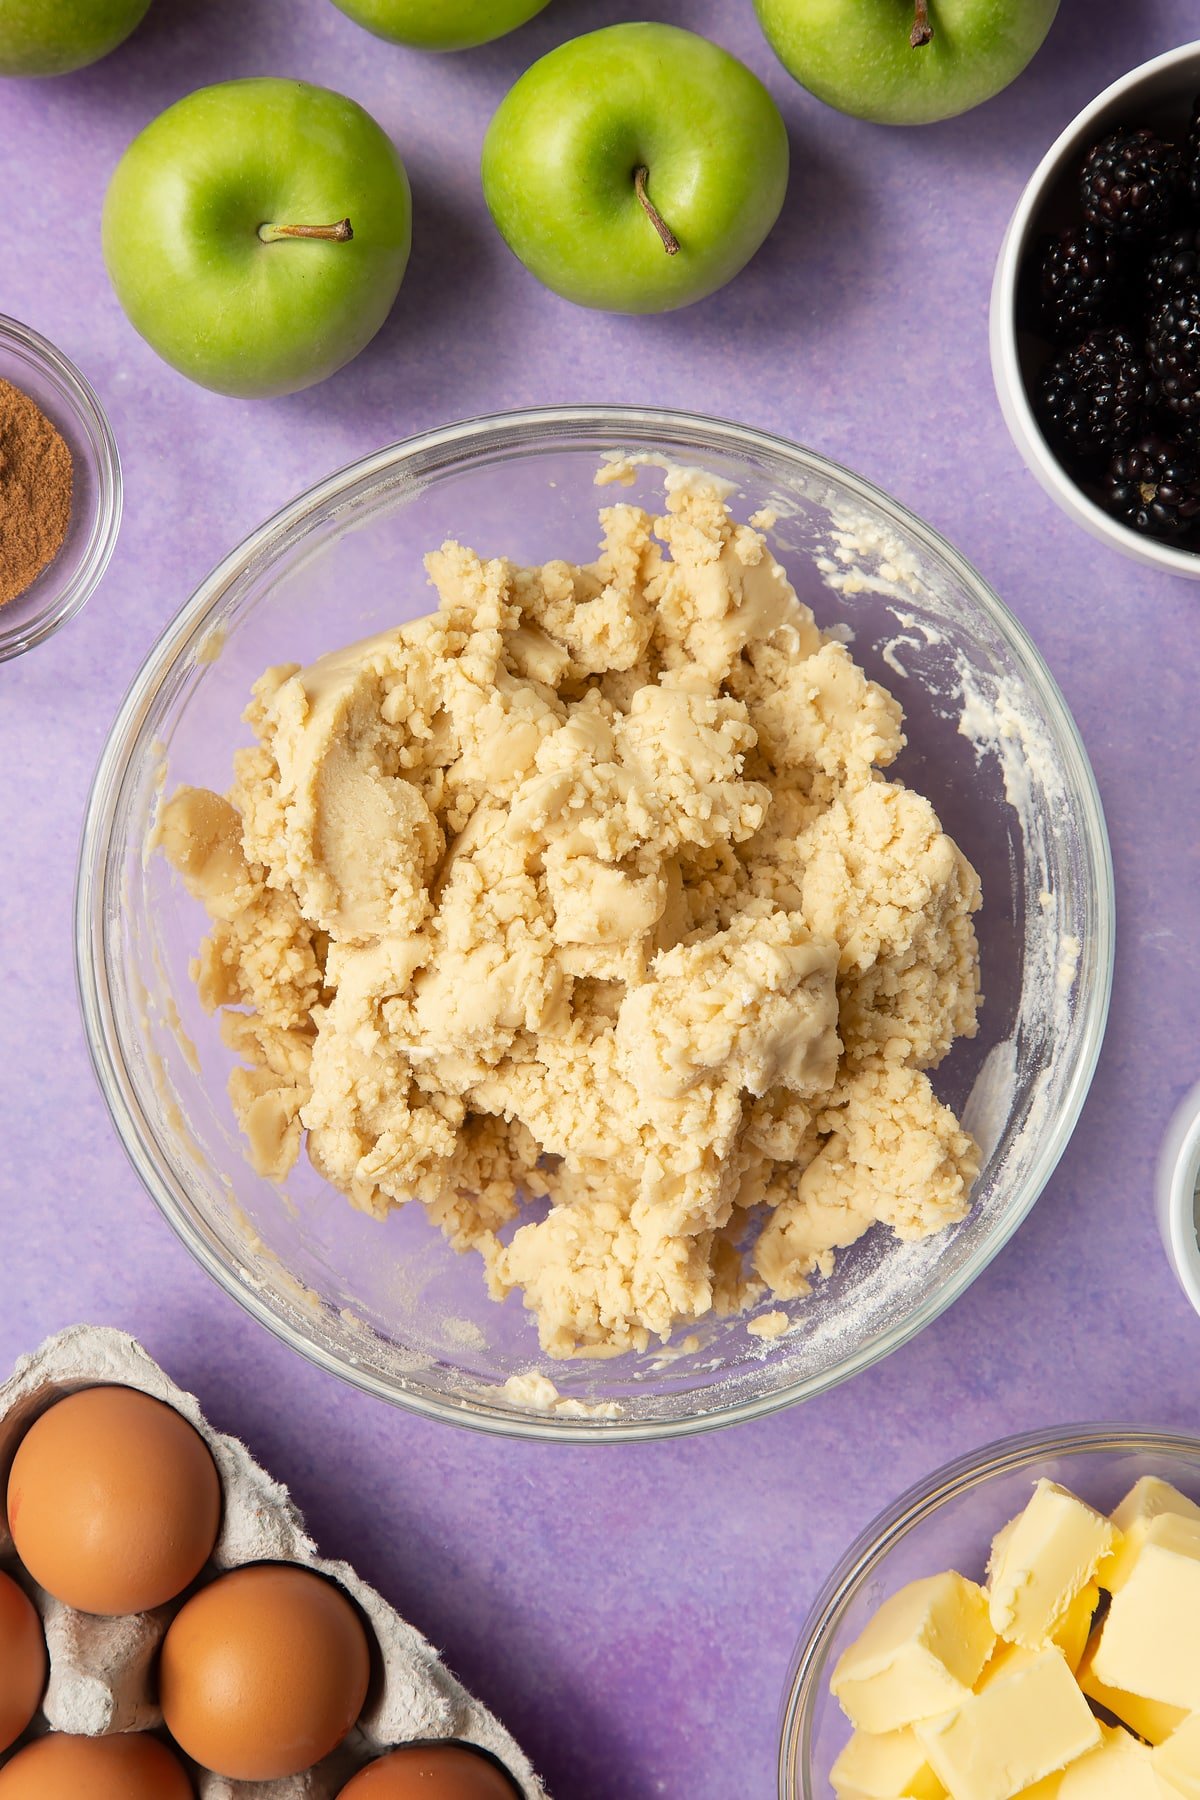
{"left": 75, "top": 407, "right": 1113, "bottom": 1440}
{"left": 778, "top": 1425, "right": 1200, "bottom": 1798}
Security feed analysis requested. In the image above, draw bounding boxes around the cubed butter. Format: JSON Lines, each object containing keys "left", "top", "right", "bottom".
{"left": 1112, "top": 1477, "right": 1200, "bottom": 1536}
{"left": 987, "top": 1515, "right": 1019, "bottom": 1582}
{"left": 1012, "top": 1775, "right": 1066, "bottom": 1799}
{"left": 915, "top": 1646, "right": 1100, "bottom": 1800}
{"left": 975, "top": 1614, "right": 1094, "bottom": 1693}
{"left": 1056, "top": 1723, "right": 1165, "bottom": 1798}
{"left": 988, "top": 1481, "right": 1116, "bottom": 1648}
{"left": 1092, "top": 1513, "right": 1200, "bottom": 1711}
{"left": 831, "top": 1726, "right": 947, "bottom": 1799}
{"left": 983, "top": 1522, "right": 1093, "bottom": 1671}
{"left": 1098, "top": 1478, "right": 1200, "bottom": 1594}
{"left": 1051, "top": 1583, "right": 1100, "bottom": 1674}
{"left": 976, "top": 1640, "right": 1039, "bottom": 1690}
{"left": 1154, "top": 1713, "right": 1200, "bottom": 1798}
{"left": 1077, "top": 1626, "right": 1187, "bottom": 1747}
{"left": 831, "top": 1573, "right": 997, "bottom": 1734}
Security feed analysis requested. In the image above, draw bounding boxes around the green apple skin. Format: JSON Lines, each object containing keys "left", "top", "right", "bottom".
{"left": 329, "top": 0, "right": 552, "bottom": 52}
{"left": 482, "top": 23, "right": 789, "bottom": 315}
{"left": 102, "top": 80, "right": 411, "bottom": 399}
{"left": 0, "top": 0, "right": 152, "bottom": 77}
{"left": 754, "top": 0, "right": 1059, "bottom": 125}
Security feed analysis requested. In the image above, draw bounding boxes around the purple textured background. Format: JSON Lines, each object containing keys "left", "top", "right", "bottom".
{"left": 2, "top": 2, "right": 1199, "bottom": 1795}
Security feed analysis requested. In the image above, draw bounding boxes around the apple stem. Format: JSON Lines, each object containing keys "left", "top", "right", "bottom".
{"left": 910, "top": 0, "right": 933, "bottom": 46}
{"left": 634, "top": 168, "right": 680, "bottom": 257}
{"left": 257, "top": 218, "right": 354, "bottom": 244}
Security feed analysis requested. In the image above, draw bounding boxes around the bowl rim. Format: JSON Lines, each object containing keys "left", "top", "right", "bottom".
{"left": 1157, "top": 1080, "right": 1200, "bottom": 1316}
{"left": 74, "top": 402, "right": 1115, "bottom": 1442}
{"left": 777, "top": 1421, "right": 1200, "bottom": 1798}
{"left": 0, "top": 313, "right": 123, "bottom": 660}
{"left": 990, "top": 38, "right": 1200, "bottom": 578}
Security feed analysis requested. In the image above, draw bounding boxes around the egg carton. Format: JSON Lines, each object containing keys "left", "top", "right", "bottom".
{"left": 0, "top": 1326, "right": 545, "bottom": 1800}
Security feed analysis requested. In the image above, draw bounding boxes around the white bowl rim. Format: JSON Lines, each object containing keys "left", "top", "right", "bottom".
{"left": 990, "top": 38, "right": 1200, "bottom": 578}
{"left": 74, "top": 403, "right": 1115, "bottom": 1442}
{"left": 777, "top": 1420, "right": 1200, "bottom": 1798}
{"left": 1157, "top": 1081, "right": 1200, "bottom": 1314}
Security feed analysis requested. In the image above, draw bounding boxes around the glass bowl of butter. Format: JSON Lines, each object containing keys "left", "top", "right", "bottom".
{"left": 779, "top": 1424, "right": 1200, "bottom": 1798}
{"left": 76, "top": 406, "right": 1112, "bottom": 1440}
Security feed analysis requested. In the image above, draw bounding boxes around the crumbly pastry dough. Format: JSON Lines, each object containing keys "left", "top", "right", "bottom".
{"left": 158, "top": 469, "right": 981, "bottom": 1359}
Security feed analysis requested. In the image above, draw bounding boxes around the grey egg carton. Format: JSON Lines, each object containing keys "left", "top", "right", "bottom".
{"left": 0, "top": 1326, "right": 544, "bottom": 1800}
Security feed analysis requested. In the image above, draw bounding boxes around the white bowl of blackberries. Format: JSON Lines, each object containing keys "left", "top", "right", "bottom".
{"left": 992, "top": 42, "right": 1200, "bottom": 576}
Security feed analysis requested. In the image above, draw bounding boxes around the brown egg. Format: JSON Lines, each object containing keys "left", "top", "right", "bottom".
{"left": 0, "top": 1572, "right": 45, "bottom": 1754}
{"left": 7, "top": 1385, "right": 221, "bottom": 1615}
{"left": 160, "top": 1563, "right": 371, "bottom": 1779}
{"left": 0, "top": 1731, "right": 193, "bottom": 1798}
{"left": 337, "top": 1745, "right": 521, "bottom": 1798}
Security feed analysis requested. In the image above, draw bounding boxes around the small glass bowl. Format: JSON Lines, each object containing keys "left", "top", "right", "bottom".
{"left": 76, "top": 407, "right": 1112, "bottom": 1440}
{"left": 778, "top": 1424, "right": 1200, "bottom": 1798}
{"left": 0, "top": 315, "right": 122, "bottom": 660}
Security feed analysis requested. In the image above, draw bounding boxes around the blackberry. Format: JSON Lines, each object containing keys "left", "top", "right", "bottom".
{"left": 1034, "top": 223, "right": 1124, "bottom": 342}
{"left": 1188, "top": 93, "right": 1200, "bottom": 207}
{"left": 1081, "top": 127, "right": 1185, "bottom": 240}
{"left": 1144, "top": 224, "right": 1200, "bottom": 318}
{"left": 1101, "top": 433, "right": 1200, "bottom": 539}
{"left": 1038, "top": 329, "right": 1151, "bottom": 463}
{"left": 1148, "top": 276, "right": 1200, "bottom": 434}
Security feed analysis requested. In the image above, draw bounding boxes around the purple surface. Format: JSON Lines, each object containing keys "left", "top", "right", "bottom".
{"left": 2, "top": 2, "right": 1199, "bottom": 1795}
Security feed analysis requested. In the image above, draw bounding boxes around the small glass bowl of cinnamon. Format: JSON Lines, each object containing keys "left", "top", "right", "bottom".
{"left": 0, "top": 315, "right": 121, "bottom": 661}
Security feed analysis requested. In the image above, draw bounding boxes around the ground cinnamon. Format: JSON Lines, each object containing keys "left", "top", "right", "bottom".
{"left": 0, "top": 378, "right": 73, "bottom": 608}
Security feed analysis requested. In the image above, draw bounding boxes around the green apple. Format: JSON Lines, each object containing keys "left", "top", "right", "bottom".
{"left": 102, "top": 79, "right": 411, "bottom": 399}
{"left": 482, "top": 23, "right": 789, "bottom": 314}
{"left": 329, "top": 0, "right": 552, "bottom": 52}
{"left": 754, "top": 0, "right": 1060, "bottom": 125}
{"left": 0, "top": 0, "right": 152, "bottom": 77}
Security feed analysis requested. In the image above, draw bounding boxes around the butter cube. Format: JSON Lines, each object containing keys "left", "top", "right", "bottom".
{"left": 1092, "top": 1513, "right": 1200, "bottom": 1710}
{"left": 831, "top": 1726, "right": 946, "bottom": 1799}
{"left": 1051, "top": 1582, "right": 1100, "bottom": 1673}
{"left": 976, "top": 1639, "right": 1039, "bottom": 1689}
{"left": 1098, "top": 1477, "right": 1200, "bottom": 1594}
{"left": 915, "top": 1646, "right": 1100, "bottom": 1800}
{"left": 831, "top": 1573, "right": 996, "bottom": 1734}
{"left": 1077, "top": 1626, "right": 1187, "bottom": 1747}
{"left": 988, "top": 1481, "right": 1116, "bottom": 1648}
{"left": 1113, "top": 1477, "right": 1200, "bottom": 1536}
{"left": 1154, "top": 1713, "right": 1200, "bottom": 1798}
{"left": 1013, "top": 1776, "right": 1067, "bottom": 1799}
{"left": 1056, "top": 1723, "right": 1165, "bottom": 1798}
{"left": 972, "top": 1586, "right": 1093, "bottom": 1693}
{"left": 987, "top": 1515, "right": 1019, "bottom": 1581}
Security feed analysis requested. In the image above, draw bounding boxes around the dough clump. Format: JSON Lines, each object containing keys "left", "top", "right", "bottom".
{"left": 159, "top": 468, "right": 981, "bottom": 1358}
